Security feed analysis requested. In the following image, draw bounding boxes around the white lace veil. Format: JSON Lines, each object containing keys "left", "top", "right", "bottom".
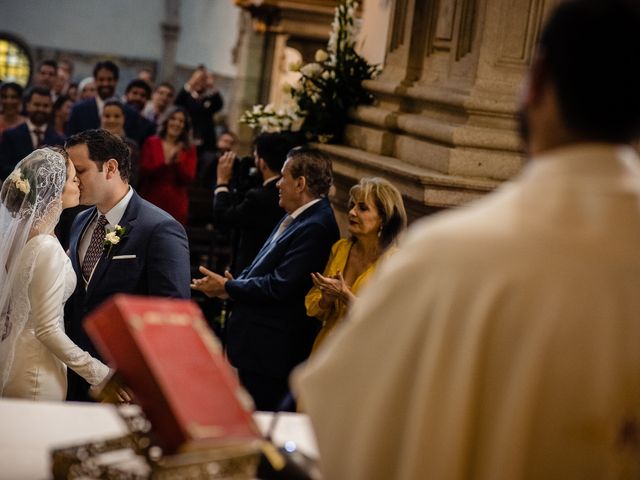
{"left": 0, "top": 148, "right": 67, "bottom": 394}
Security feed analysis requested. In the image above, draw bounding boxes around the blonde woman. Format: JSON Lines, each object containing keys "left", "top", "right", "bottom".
{"left": 306, "top": 177, "right": 407, "bottom": 350}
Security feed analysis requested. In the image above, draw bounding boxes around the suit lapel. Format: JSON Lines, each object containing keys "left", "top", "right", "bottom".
{"left": 240, "top": 199, "right": 327, "bottom": 278}
{"left": 18, "top": 124, "right": 33, "bottom": 155}
{"left": 244, "top": 214, "right": 291, "bottom": 275}
{"left": 85, "top": 191, "right": 140, "bottom": 297}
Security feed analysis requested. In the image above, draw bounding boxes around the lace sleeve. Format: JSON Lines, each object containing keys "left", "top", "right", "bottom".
{"left": 30, "top": 238, "right": 109, "bottom": 385}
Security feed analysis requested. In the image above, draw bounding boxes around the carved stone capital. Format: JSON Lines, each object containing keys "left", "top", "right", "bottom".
{"left": 234, "top": 0, "right": 336, "bottom": 37}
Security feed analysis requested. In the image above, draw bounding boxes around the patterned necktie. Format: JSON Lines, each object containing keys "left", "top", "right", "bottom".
{"left": 33, "top": 128, "right": 44, "bottom": 148}
{"left": 82, "top": 215, "right": 108, "bottom": 281}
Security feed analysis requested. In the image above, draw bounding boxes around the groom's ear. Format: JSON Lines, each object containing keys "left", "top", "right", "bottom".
{"left": 104, "top": 158, "right": 120, "bottom": 179}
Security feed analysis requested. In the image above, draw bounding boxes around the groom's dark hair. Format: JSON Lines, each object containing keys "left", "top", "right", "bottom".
{"left": 65, "top": 129, "right": 132, "bottom": 182}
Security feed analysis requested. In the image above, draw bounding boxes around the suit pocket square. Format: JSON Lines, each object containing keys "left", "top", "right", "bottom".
{"left": 112, "top": 255, "right": 136, "bottom": 260}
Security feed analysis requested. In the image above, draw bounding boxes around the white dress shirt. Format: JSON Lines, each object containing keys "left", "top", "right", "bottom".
{"left": 79, "top": 187, "right": 134, "bottom": 266}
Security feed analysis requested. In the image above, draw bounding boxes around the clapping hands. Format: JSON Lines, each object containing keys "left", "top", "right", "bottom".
{"left": 216, "top": 151, "right": 236, "bottom": 185}
{"left": 311, "top": 271, "right": 355, "bottom": 306}
{"left": 190, "top": 266, "right": 232, "bottom": 299}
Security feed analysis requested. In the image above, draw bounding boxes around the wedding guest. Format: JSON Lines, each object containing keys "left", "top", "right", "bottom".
{"left": 192, "top": 147, "right": 339, "bottom": 411}
{"left": 65, "top": 129, "right": 191, "bottom": 401}
{"left": 33, "top": 59, "right": 57, "bottom": 93}
{"left": 0, "top": 87, "right": 65, "bottom": 180}
{"left": 53, "top": 67, "right": 70, "bottom": 99}
{"left": 142, "top": 81, "right": 175, "bottom": 126}
{"left": 68, "top": 61, "right": 153, "bottom": 146}
{"left": 197, "top": 130, "right": 238, "bottom": 188}
{"left": 51, "top": 95, "right": 73, "bottom": 137}
{"left": 68, "top": 61, "right": 122, "bottom": 135}
{"left": 58, "top": 59, "right": 74, "bottom": 79}
{"left": 0, "top": 148, "right": 109, "bottom": 401}
{"left": 78, "top": 77, "right": 96, "bottom": 101}
{"left": 139, "top": 106, "right": 196, "bottom": 225}
{"left": 66, "top": 82, "right": 79, "bottom": 104}
{"left": 217, "top": 131, "right": 236, "bottom": 154}
{"left": 212, "top": 132, "right": 292, "bottom": 276}
{"left": 101, "top": 99, "right": 141, "bottom": 187}
{"left": 306, "top": 177, "right": 406, "bottom": 351}
{"left": 137, "top": 67, "right": 154, "bottom": 87}
{"left": 0, "top": 82, "right": 26, "bottom": 135}
{"left": 294, "top": 1, "right": 640, "bottom": 479}
{"left": 124, "top": 79, "right": 152, "bottom": 113}
{"left": 175, "top": 66, "right": 223, "bottom": 159}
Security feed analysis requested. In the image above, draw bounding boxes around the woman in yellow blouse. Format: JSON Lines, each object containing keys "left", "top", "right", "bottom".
{"left": 306, "top": 177, "right": 407, "bottom": 351}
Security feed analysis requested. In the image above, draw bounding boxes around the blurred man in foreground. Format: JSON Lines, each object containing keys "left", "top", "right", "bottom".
{"left": 294, "top": 1, "right": 640, "bottom": 479}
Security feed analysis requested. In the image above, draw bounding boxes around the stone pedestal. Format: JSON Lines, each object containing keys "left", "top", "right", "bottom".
{"left": 321, "top": 0, "right": 560, "bottom": 221}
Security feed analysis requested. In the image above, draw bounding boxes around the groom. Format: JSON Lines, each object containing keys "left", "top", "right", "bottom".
{"left": 65, "top": 129, "right": 191, "bottom": 401}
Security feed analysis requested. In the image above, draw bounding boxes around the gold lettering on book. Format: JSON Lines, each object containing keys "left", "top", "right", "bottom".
{"left": 128, "top": 312, "right": 196, "bottom": 327}
{"left": 187, "top": 422, "right": 225, "bottom": 439}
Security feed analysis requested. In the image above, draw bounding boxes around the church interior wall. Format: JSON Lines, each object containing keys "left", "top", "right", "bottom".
{"left": 0, "top": 0, "right": 239, "bottom": 109}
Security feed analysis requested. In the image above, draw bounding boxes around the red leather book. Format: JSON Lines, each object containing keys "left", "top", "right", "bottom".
{"left": 84, "top": 294, "right": 260, "bottom": 454}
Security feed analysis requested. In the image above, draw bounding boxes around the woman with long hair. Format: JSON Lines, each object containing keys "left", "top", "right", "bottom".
{"left": 138, "top": 106, "right": 196, "bottom": 225}
{"left": 100, "top": 99, "right": 141, "bottom": 187}
{"left": 0, "top": 82, "right": 26, "bottom": 135}
{"left": 51, "top": 94, "right": 72, "bottom": 137}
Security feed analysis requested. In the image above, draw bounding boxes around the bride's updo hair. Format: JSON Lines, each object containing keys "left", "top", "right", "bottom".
{"left": 1, "top": 148, "right": 67, "bottom": 226}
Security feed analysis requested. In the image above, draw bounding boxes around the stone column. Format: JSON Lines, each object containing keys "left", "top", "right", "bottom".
{"left": 158, "top": 0, "right": 181, "bottom": 84}
{"left": 228, "top": 11, "right": 273, "bottom": 147}
{"left": 322, "top": 0, "right": 561, "bottom": 221}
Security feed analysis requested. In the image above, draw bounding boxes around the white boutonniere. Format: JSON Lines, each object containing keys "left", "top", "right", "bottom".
{"left": 103, "top": 224, "right": 126, "bottom": 257}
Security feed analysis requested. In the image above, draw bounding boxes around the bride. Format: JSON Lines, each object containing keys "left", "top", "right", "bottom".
{"left": 0, "top": 148, "right": 110, "bottom": 400}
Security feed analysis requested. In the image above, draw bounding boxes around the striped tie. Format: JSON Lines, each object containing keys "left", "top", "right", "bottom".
{"left": 82, "top": 215, "right": 108, "bottom": 281}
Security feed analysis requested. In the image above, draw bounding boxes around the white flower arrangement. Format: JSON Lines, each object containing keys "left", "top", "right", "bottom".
{"left": 8, "top": 168, "right": 31, "bottom": 195}
{"left": 240, "top": 0, "right": 378, "bottom": 143}
{"left": 240, "top": 103, "right": 305, "bottom": 134}
{"left": 103, "top": 224, "right": 126, "bottom": 256}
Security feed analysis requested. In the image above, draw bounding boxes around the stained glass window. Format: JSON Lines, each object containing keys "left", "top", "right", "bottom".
{"left": 0, "top": 37, "right": 31, "bottom": 86}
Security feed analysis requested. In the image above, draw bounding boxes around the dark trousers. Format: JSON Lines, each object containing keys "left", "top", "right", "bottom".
{"left": 237, "top": 369, "right": 293, "bottom": 412}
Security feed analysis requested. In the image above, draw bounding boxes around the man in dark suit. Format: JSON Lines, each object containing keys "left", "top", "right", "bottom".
{"left": 65, "top": 129, "right": 191, "bottom": 401}
{"left": 0, "top": 87, "right": 65, "bottom": 180}
{"left": 67, "top": 61, "right": 154, "bottom": 145}
{"left": 175, "top": 66, "right": 223, "bottom": 170}
{"left": 213, "top": 132, "right": 297, "bottom": 276}
{"left": 192, "top": 147, "right": 339, "bottom": 410}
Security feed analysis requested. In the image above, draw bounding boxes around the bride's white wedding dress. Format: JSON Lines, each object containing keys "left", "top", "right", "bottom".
{"left": 2, "top": 234, "right": 109, "bottom": 400}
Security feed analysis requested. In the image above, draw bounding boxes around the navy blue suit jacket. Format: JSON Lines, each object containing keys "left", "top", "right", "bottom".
{"left": 65, "top": 190, "right": 191, "bottom": 360}
{"left": 224, "top": 197, "right": 339, "bottom": 379}
{"left": 0, "top": 123, "right": 65, "bottom": 180}
{"left": 67, "top": 98, "right": 155, "bottom": 145}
